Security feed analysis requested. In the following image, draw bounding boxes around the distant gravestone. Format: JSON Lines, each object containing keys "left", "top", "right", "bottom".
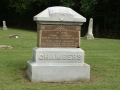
{"left": 3, "top": 21, "right": 7, "bottom": 30}
{"left": 84, "top": 18, "right": 94, "bottom": 39}
{"left": 26, "top": 6, "right": 90, "bottom": 82}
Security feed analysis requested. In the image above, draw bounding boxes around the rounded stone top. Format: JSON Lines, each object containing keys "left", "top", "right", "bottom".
{"left": 33, "top": 6, "right": 86, "bottom": 23}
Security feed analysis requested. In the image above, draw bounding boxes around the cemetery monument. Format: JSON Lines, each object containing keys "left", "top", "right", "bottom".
{"left": 84, "top": 18, "right": 94, "bottom": 39}
{"left": 3, "top": 21, "right": 7, "bottom": 30}
{"left": 26, "top": 6, "right": 90, "bottom": 82}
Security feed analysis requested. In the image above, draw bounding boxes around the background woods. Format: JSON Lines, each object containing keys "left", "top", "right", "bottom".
{"left": 0, "top": 0, "right": 120, "bottom": 39}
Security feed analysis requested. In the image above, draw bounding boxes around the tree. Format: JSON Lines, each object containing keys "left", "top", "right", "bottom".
{"left": 80, "top": 0, "right": 98, "bottom": 16}
{"left": 0, "top": 0, "right": 120, "bottom": 38}
{"left": 8, "top": 0, "right": 60, "bottom": 14}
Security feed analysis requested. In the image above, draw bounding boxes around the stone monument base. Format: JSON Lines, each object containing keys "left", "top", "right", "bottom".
{"left": 26, "top": 47, "right": 90, "bottom": 82}
{"left": 26, "top": 61, "right": 90, "bottom": 82}
{"left": 3, "top": 27, "right": 7, "bottom": 30}
{"left": 84, "top": 34, "right": 94, "bottom": 40}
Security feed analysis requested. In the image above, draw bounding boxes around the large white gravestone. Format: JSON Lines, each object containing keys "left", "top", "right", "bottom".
{"left": 3, "top": 21, "right": 7, "bottom": 30}
{"left": 26, "top": 6, "right": 90, "bottom": 82}
{"left": 85, "top": 18, "right": 94, "bottom": 39}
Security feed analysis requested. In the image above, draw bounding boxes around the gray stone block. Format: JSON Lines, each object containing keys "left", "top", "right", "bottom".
{"left": 26, "top": 60, "right": 90, "bottom": 82}
{"left": 32, "top": 47, "right": 84, "bottom": 63}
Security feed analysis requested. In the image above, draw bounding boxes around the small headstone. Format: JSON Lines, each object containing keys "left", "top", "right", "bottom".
{"left": 84, "top": 18, "right": 94, "bottom": 39}
{"left": 3, "top": 21, "right": 7, "bottom": 30}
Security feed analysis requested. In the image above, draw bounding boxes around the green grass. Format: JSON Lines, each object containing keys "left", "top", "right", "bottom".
{"left": 0, "top": 27, "right": 120, "bottom": 90}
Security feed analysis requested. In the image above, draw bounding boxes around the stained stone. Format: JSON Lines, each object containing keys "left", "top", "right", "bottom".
{"left": 37, "top": 25, "right": 80, "bottom": 48}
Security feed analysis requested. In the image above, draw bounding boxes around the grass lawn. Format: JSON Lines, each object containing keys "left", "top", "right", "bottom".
{"left": 0, "top": 27, "right": 120, "bottom": 90}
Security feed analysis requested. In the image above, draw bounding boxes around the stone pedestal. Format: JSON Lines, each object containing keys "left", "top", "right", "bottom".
{"left": 26, "top": 47, "right": 90, "bottom": 82}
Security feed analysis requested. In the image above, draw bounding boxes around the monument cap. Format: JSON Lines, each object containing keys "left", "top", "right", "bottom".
{"left": 33, "top": 6, "right": 86, "bottom": 23}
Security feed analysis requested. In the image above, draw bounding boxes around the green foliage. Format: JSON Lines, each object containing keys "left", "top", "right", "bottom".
{"left": 60, "top": 0, "right": 75, "bottom": 7}
{"left": 8, "top": 0, "right": 59, "bottom": 13}
{"left": 9, "top": 0, "right": 32, "bottom": 13}
{"left": 80, "top": 0, "right": 98, "bottom": 16}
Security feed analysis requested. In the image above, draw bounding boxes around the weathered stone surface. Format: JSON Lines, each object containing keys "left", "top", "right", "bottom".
{"left": 37, "top": 25, "right": 81, "bottom": 48}
{"left": 39, "top": 25, "right": 81, "bottom": 30}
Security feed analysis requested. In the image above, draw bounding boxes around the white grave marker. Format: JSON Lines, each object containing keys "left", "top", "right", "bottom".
{"left": 85, "top": 18, "right": 94, "bottom": 39}
{"left": 3, "top": 21, "right": 7, "bottom": 30}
